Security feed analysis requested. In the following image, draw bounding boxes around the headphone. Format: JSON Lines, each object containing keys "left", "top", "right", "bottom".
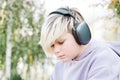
{"left": 49, "top": 8, "right": 91, "bottom": 45}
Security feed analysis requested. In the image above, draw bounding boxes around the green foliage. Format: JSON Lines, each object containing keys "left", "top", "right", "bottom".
{"left": 10, "top": 69, "right": 23, "bottom": 80}
{"left": 0, "top": 0, "right": 45, "bottom": 70}
{"left": 0, "top": 31, "right": 6, "bottom": 69}
{"left": 109, "top": 0, "right": 120, "bottom": 18}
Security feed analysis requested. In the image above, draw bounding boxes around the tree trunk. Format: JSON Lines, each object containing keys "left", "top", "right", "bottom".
{"left": 5, "top": 0, "right": 14, "bottom": 79}
{"left": 5, "top": 25, "right": 12, "bottom": 79}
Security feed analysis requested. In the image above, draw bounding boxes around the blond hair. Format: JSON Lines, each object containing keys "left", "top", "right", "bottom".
{"left": 40, "top": 7, "right": 84, "bottom": 55}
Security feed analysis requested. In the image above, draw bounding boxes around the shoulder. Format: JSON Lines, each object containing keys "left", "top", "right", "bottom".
{"left": 88, "top": 41, "right": 120, "bottom": 79}
{"left": 88, "top": 40, "right": 120, "bottom": 67}
{"left": 90, "top": 40, "right": 117, "bottom": 56}
{"left": 90, "top": 41, "right": 120, "bottom": 70}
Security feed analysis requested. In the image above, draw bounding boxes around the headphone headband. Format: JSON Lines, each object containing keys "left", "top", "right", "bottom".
{"left": 48, "top": 7, "right": 91, "bottom": 45}
{"left": 49, "top": 8, "right": 75, "bottom": 19}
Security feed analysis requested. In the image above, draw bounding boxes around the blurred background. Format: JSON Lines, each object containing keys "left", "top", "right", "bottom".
{"left": 0, "top": 0, "right": 120, "bottom": 80}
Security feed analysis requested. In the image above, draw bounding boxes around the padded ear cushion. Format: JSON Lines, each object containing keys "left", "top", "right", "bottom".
{"left": 72, "top": 25, "right": 81, "bottom": 44}
{"left": 72, "top": 22, "right": 91, "bottom": 45}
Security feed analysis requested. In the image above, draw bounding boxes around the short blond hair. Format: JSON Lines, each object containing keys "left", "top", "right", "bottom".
{"left": 40, "top": 7, "right": 84, "bottom": 55}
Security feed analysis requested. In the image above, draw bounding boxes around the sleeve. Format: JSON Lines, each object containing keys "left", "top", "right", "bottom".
{"left": 88, "top": 49, "right": 120, "bottom": 80}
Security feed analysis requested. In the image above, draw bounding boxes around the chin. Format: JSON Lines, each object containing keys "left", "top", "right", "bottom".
{"left": 60, "top": 59, "right": 70, "bottom": 62}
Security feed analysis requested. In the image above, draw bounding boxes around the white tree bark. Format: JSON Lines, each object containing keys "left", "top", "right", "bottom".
{"left": 5, "top": 0, "right": 14, "bottom": 79}
{"left": 5, "top": 24, "right": 12, "bottom": 79}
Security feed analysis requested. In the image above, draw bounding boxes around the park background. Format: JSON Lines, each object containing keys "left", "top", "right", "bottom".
{"left": 0, "top": 0, "right": 120, "bottom": 80}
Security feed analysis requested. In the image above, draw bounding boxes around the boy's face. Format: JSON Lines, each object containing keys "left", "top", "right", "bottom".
{"left": 51, "top": 32, "right": 82, "bottom": 62}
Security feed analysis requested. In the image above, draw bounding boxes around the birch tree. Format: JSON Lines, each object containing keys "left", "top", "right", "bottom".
{"left": 0, "top": 0, "right": 45, "bottom": 79}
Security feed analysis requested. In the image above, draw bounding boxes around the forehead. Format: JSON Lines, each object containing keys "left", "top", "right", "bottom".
{"left": 56, "top": 32, "right": 67, "bottom": 40}
{"left": 55, "top": 32, "right": 72, "bottom": 41}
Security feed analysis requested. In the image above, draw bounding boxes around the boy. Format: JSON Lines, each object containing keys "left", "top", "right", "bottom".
{"left": 40, "top": 7, "right": 120, "bottom": 80}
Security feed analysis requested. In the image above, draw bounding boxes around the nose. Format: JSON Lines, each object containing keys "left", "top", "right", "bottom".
{"left": 53, "top": 44, "right": 61, "bottom": 54}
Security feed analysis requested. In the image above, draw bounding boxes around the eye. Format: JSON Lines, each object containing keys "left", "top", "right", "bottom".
{"left": 51, "top": 44, "right": 54, "bottom": 48}
{"left": 58, "top": 40, "right": 64, "bottom": 45}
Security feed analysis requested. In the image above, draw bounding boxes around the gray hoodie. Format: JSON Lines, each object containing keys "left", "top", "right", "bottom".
{"left": 50, "top": 40, "right": 120, "bottom": 80}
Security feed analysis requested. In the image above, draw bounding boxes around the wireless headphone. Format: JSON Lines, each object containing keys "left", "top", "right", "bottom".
{"left": 49, "top": 8, "right": 91, "bottom": 45}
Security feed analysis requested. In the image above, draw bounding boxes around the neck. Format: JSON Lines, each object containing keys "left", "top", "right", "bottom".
{"left": 74, "top": 43, "right": 90, "bottom": 60}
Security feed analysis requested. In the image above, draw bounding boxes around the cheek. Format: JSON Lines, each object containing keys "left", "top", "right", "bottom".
{"left": 62, "top": 41, "right": 79, "bottom": 56}
{"left": 65, "top": 38, "right": 79, "bottom": 51}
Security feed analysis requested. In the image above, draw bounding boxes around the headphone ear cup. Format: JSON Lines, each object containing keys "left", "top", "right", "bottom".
{"left": 72, "top": 22, "right": 91, "bottom": 45}
{"left": 72, "top": 27, "right": 81, "bottom": 44}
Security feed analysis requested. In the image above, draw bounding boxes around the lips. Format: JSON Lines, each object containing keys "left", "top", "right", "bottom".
{"left": 57, "top": 55, "right": 65, "bottom": 59}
